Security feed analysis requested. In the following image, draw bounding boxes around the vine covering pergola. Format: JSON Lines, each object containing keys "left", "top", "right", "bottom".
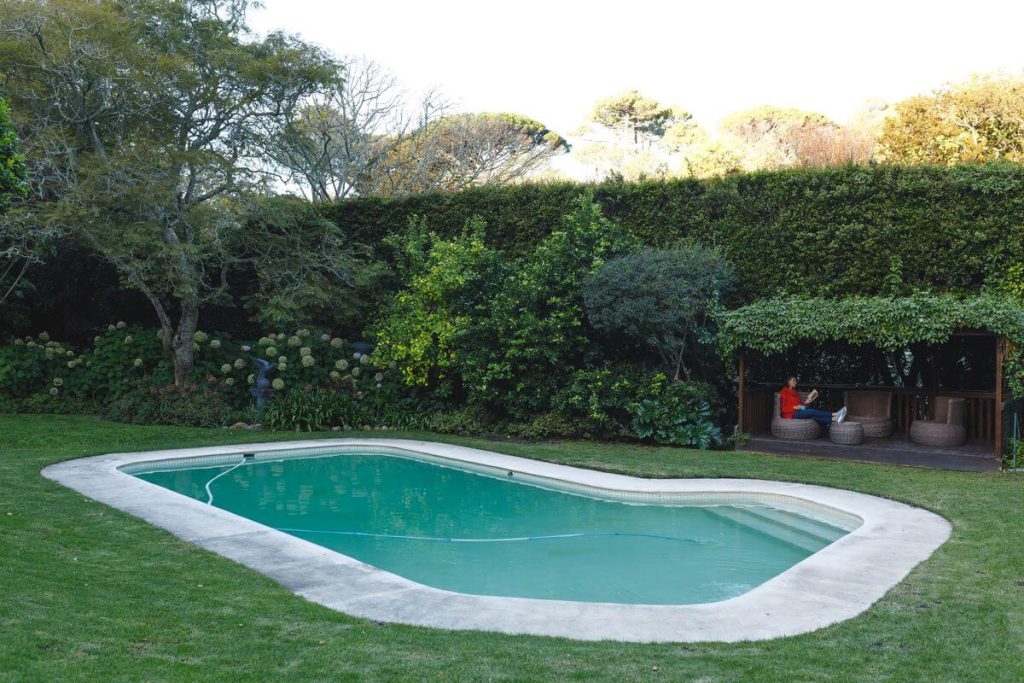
{"left": 718, "top": 293, "right": 1024, "bottom": 459}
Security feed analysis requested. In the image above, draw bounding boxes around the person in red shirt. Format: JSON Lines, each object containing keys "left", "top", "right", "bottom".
{"left": 780, "top": 376, "right": 846, "bottom": 426}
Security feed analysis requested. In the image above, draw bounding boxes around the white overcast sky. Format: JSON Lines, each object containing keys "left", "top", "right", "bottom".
{"left": 248, "top": 0, "right": 1024, "bottom": 134}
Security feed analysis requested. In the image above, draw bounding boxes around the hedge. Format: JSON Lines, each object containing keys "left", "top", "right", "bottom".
{"left": 323, "top": 163, "right": 1024, "bottom": 303}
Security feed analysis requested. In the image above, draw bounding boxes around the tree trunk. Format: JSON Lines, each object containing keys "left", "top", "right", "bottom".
{"left": 171, "top": 299, "right": 200, "bottom": 387}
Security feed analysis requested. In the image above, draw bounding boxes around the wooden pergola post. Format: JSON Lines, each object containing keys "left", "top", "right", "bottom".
{"left": 995, "top": 336, "right": 1004, "bottom": 459}
{"left": 737, "top": 350, "right": 746, "bottom": 434}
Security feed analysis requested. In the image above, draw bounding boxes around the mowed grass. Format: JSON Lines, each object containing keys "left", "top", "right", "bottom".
{"left": 1, "top": 414, "right": 1023, "bottom": 682}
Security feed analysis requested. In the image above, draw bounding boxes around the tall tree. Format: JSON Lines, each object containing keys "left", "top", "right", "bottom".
{"left": 0, "top": 0, "right": 358, "bottom": 384}
{"left": 591, "top": 90, "right": 678, "bottom": 150}
{"left": 363, "top": 112, "right": 568, "bottom": 195}
{"left": 877, "top": 73, "right": 1024, "bottom": 165}
{"left": 0, "top": 96, "right": 32, "bottom": 306}
{"left": 720, "top": 105, "right": 835, "bottom": 169}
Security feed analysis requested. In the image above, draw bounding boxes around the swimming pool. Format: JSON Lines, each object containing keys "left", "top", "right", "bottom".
{"left": 43, "top": 439, "right": 951, "bottom": 641}
{"left": 129, "top": 446, "right": 854, "bottom": 605}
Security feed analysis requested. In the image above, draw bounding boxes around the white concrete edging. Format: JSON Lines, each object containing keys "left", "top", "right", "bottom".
{"left": 41, "top": 438, "right": 951, "bottom": 643}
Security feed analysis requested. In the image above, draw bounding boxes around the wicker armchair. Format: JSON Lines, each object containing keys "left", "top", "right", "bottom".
{"left": 843, "top": 390, "right": 894, "bottom": 438}
{"left": 909, "top": 396, "right": 967, "bottom": 447}
{"left": 771, "top": 391, "right": 822, "bottom": 440}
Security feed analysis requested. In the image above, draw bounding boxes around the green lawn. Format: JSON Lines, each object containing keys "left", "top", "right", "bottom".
{"left": 1, "top": 415, "right": 1023, "bottom": 682}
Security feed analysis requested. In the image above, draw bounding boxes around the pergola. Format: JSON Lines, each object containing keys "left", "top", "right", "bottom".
{"left": 718, "top": 295, "right": 1024, "bottom": 466}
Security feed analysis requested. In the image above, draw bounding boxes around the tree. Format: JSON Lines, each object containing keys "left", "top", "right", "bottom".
{"left": 0, "top": 96, "right": 32, "bottom": 307}
{"left": 876, "top": 73, "right": 1024, "bottom": 165}
{"left": 0, "top": 0, "right": 362, "bottom": 385}
{"left": 582, "top": 246, "right": 734, "bottom": 381}
{"left": 720, "top": 105, "right": 835, "bottom": 169}
{"left": 591, "top": 90, "right": 677, "bottom": 149}
{"left": 363, "top": 112, "right": 568, "bottom": 195}
{"left": 270, "top": 57, "right": 448, "bottom": 202}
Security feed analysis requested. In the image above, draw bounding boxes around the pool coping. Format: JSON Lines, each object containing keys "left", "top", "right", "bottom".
{"left": 41, "top": 438, "right": 951, "bottom": 643}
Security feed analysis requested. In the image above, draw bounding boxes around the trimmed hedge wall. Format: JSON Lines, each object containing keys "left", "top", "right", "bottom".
{"left": 323, "top": 163, "right": 1024, "bottom": 302}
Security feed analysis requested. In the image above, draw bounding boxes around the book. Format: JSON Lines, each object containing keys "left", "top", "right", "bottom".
{"left": 805, "top": 389, "right": 819, "bottom": 404}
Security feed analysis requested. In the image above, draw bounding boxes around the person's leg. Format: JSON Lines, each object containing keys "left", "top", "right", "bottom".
{"left": 793, "top": 408, "right": 833, "bottom": 426}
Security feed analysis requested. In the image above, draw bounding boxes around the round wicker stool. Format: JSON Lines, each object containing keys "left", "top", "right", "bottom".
{"left": 829, "top": 421, "right": 864, "bottom": 445}
{"left": 909, "top": 419, "right": 967, "bottom": 447}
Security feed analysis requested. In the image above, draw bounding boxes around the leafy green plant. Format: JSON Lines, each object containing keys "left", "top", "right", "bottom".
{"left": 628, "top": 381, "right": 723, "bottom": 449}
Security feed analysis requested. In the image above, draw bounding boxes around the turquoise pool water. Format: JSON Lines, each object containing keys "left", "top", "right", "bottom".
{"left": 134, "top": 450, "right": 851, "bottom": 605}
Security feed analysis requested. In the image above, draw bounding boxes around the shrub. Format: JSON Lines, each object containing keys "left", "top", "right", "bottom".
{"left": 429, "top": 406, "right": 494, "bottom": 436}
{"left": 628, "top": 381, "right": 723, "bottom": 449}
{"left": 505, "top": 410, "right": 580, "bottom": 440}
{"left": 106, "top": 386, "right": 239, "bottom": 428}
{"left": 583, "top": 245, "right": 734, "bottom": 381}
{"left": 263, "top": 389, "right": 354, "bottom": 432}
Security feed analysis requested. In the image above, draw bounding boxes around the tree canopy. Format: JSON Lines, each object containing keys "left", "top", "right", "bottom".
{"left": 877, "top": 73, "right": 1024, "bottom": 165}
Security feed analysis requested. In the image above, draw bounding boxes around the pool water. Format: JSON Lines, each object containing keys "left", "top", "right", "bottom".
{"left": 134, "top": 451, "right": 851, "bottom": 605}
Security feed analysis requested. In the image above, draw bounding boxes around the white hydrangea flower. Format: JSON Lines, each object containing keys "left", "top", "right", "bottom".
{"left": 66, "top": 361, "right": 75, "bottom": 369}
{"left": 257, "top": 337, "right": 270, "bottom": 346}
{"left": 13, "top": 339, "right": 23, "bottom": 346}
{"left": 247, "top": 374, "right": 255, "bottom": 385}
{"left": 27, "top": 341, "right": 37, "bottom": 348}
{"left": 388, "top": 361, "right": 397, "bottom": 369}
{"left": 107, "top": 324, "right": 116, "bottom": 332}
{"left": 133, "top": 358, "right": 143, "bottom": 367}
{"left": 116, "top": 321, "right": 126, "bottom": 329}
{"left": 53, "top": 377, "right": 64, "bottom": 387}
{"left": 299, "top": 347, "right": 312, "bottom": 357}
{"left": 210, "top": 339, "right": 221, "bottom": 349}
{"left": 278, "top": 356, "right": 288, "bottom": 363}
{"left": 297, "top": 328, "right": 310, "bottom": 338}
{"left": 225, "top": 378, "right": 235, "bottom": 386}
{"left": 66, "top": 350, "right": 74, "bottom": 357}
{"left": 276, "top": 333, "right": 287, "bottom": 340}
{"left": 50, "top": 387, "right": 59, "bottom": 396}
{"left": 359, "top": 355, "right": 370, "bottom": 365}
{"left": 272, "top": 378, "right": 285, "bottom": 390}
{"left": 95, "top": 336, "right": 102, "bottom": 344}
{"left": 194, "top": 331, "right": 208, "bottom": 343}
{"left": 124, "top": 336, "right": 133, "bottom": 344}
{"left": 330, "top": 338, "right": 343, "bottom": 348}
{"left": 266, "top": 346, "right": 278, "bottom": 357}
{"left": 221, "top": 364, "right": 232, "bottom": 374}
{"left": 241, "top": 344, "right": 252, "bottom": 353}
{"left": 38, "top": 332, "right": 50, "bottom": 342}
{"left": 374, "top": 372, "right": 384, "bottom": 382}
{"left": 287, "top": 335, "right": 301, "bottom": 347}
{"left": 329, "top": 371, "right": 341, "bottom": 380}
{"left": 320, "top": 333, "right": 330, "bottom": 342}
{"left": 351, "top": 367, "right": 361, "bottom": 377}
{"left": 192, "top": 343, "right": 200, "bottom": 352}
{"left": 335, "top": 359, "right": 349, "bottom": 370}
{"left": 234, "top": 358, "right": 246, "bottom": 369}
{"left": 301, "top": 355, "right": 315, "bottom": 368}
{"left": 353, "top": 352, "right": 361, "bottom": 359}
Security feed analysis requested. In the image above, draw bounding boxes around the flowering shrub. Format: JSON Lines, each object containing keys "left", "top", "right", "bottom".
{"left": 0, "top": 325, "right": 415, "bottom": 425}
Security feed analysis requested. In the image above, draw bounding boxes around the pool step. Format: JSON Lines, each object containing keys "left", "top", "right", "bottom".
{"left": 704, "top": 506, "right": 846, "bottom": 553}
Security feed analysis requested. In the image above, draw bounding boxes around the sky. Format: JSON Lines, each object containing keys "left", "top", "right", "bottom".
{"left": 248, "top": 0, "right": 1024, "bottom": 135}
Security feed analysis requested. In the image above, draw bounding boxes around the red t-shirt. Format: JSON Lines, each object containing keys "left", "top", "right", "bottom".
{"left": 779, "top": 386, "right": 803, "bottom": 419}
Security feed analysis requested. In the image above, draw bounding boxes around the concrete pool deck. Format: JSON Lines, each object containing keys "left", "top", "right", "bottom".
{"left": 42, "top": 438, "right": 951, "bottom": 643}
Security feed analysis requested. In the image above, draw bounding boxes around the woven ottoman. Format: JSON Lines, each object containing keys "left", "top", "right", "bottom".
{"left": 910, "top": 419, "right": 967, "bottom": 447}
{"left": 830, "top": 421, "right": 864, "bottom": 445}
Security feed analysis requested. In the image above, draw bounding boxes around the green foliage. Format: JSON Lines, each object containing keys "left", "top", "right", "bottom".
{"left": 583, "top": 246, "right": 734, "bottom": 380}
{"left": 429, "top": 406, "right": 495, "bottom": 436}
{"left": 322, "top": 164, "right": 1024, "bottom": 303}
{"left": 370, "top": 217, "right": 500, "bottom": 388}
{"left": 628, "top": 381, "right": 723, "bottom": 449}
{"left": 107, "top": 386, "right": 240, "bottom": 429}
{"left": 558, "top": 365, "right": 665, "bottom": 438}
{"left": 717, "top": 293, "right": 1024, "bottom": 356}
{"left": 263, "top": 389, "right": 353, "bottom": 432}
{"left": 0, "top": 97, "right": 27, "bottom": 212}
{"left": 457, "top": 194, "right": 638, "bottom": 418}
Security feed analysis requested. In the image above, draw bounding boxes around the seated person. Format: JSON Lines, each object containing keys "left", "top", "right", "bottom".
{"left": 780, "top": 376, "right": 846, "bottom": 427}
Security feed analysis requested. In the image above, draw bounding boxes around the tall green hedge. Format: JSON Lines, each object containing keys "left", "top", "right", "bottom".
{"left": 323, "top": 163, "right": 1024, "bottom": 302}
